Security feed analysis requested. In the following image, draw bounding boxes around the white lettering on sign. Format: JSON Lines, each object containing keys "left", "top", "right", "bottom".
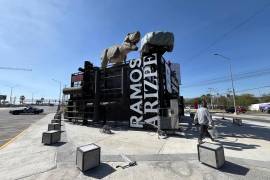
{"left": 144, "top": 115, "right": 159, "bottom": 125}
{"left": 143, "top": 53, "right": 159, "bottom": 126}
{"left": 144, "top": 100, "right": 158, "bottom": 113}
{"left": 129, "top": 58, "right": 142, "bottom": 68}
{"left": 130, "top": 116, "right": 143, "bottom": 127}
{"left": 130, "top": 100, "right": 143, "bottom": 114}
{"left": 129, "top": 58, "right": 143, "bottom": 128}
{"left": 130, "top": 84, "right": 142, "bottom": 99}
{"left": 130, "top": 69, "right": 142, "bottom": 83}
{"left": 129, "top": 53, "right": 160, "bottom": 128}
{"left": 144, "top": 79, "right": 158, "bottom": 91}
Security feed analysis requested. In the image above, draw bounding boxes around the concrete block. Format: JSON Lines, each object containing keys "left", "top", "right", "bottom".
{"left": 51, "top": 119, "right": 61, "bottom": 124}
{"left": 48, "top": 123, "right": 61, "bottom": 131}
{"left": 233, "top": 118, "right": 242, "bottom": 126}
{"left": 42, "top": 130, "right": 61, "bottom": 145}
{"left": 54, "top": 114, "right": 61, "bottom": 120}
{"left": 197, "top": 142, "right": 225, "bottom": 168}
{"left": 76, "top": 143, "right": 100, "bottom": 172}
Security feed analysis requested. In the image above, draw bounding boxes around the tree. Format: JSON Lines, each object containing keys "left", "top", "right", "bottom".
{"left": 217, "top": 95, "right": 228, "bottom": 108}
{"left": 260, "top": 94, "right": 270, "bottom": 103}
{"left": 235, "top": 94, "right": 259, "bottom": 107}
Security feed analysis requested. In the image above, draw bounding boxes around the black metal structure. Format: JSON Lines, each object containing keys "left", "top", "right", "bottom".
{"left": 63, "top": 48, "right": 181, "bottom": 129}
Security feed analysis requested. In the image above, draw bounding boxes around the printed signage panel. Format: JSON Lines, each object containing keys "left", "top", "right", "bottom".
{"left": 129, "top": 58, "right": 144, "bottom": 128}
{"left": 129, "top": 53, "right": 160, "bottom": 128}
{"left": 165, "top": 62, "right": 172, "bottom": 93}
{"left": 143, "top": 54, "right": 159, "bottom": 127}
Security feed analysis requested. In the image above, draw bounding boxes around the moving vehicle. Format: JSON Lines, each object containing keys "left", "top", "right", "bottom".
{"left": 9, "top": 106, "right": 44, "bottom": 115}
{"left": 225, "top": 106, "right": 247, "bottom": 113}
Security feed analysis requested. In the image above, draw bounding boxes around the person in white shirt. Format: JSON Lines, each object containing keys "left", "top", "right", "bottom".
{"left": 194, "top": 101, "right": 214, "bottom": 144}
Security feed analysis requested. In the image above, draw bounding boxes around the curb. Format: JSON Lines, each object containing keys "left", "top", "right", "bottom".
{"left": 0, "top": 127, "right": 29, "bottom": 150}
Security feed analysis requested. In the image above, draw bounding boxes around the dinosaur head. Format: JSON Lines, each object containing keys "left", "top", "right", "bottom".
{"left": 125, "top": 31, "right": 141, "bottom": 44}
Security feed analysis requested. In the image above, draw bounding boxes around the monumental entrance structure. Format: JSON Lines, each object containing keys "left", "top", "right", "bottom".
{"left": 63, "top": 31, "right": 182, "bottom": 131}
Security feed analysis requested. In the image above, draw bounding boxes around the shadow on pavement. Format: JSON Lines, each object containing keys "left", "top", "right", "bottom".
{"left": 48, "top": 141, "right": 67, "bottom": 147}
{"left": 216, "top": 140, "right": 260, "bottom": 151}
{"left": 181, "top": 117, "right": 269, "bottom": 151}
{"left": 83, "top": 163, "right": 116, "bottom": 179}
{"left": 215, "top": 118, "right": 270, "bottom": 141}
{"left": 220, "top": 161, "right": 249, "bottom": 176}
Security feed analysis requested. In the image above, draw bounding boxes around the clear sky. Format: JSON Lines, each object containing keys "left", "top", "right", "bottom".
{"left": 0, "top": 0, "right": 270, "bottom": 101}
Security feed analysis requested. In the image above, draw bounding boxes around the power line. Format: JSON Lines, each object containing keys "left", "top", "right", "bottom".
{"left": 182, "top": 66, "right": 270, "bottom": 88}
{"left": 236, "top": 85, "right": 270, "bottom": 93}
{"left": 183, "top": 2, "right": 270, "bottom": 64}
{"left": 214, "top": 85, "right": 270, "bottom": 96}
{"left": 0, "top": 67, "right": 32, "bottom": 71}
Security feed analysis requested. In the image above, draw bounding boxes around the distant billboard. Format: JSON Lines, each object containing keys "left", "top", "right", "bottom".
{"left": 71, "top": 74, "right": 83, "bottom": 82}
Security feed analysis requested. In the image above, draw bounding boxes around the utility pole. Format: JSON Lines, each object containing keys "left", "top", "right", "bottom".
{"left": 214, "top": 53, "right": 237, "bottom": 115}
{"left": 208, "top": 88, "right": 214, "bottom": 109}
{"left": 216, "top": 92, "right": 219, "bottom": 108}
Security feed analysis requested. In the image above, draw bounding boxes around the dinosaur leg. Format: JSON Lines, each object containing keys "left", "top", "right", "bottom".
{"left": 101, "top": 50, "right": 109, "bottom": 69}
{"left": 101, "top": 58, "right": 108, "bottom": 69}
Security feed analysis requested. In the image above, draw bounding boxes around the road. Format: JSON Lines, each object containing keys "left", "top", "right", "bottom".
{"left": 213, "top": 112, "right": 270, "bottom": 123}
{"left": 0, "top": 106, "right": 56, "bottom": 147}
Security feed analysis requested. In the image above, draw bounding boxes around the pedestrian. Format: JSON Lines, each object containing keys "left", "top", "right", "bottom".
{"left": 194, "top": 101, "right": 214, "bottom": 144}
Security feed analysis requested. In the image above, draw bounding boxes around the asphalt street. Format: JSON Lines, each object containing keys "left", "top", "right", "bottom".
{"left": 0, "top": 106, "right": 56, "bottom": 147}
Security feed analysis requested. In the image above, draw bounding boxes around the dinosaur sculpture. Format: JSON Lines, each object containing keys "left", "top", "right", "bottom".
{"left": 101, "top": 31, "right": 141, "bottom": 68}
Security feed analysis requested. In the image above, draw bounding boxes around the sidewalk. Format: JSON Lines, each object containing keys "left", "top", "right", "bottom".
{"left": 214, "top": 113, "right": 270, "bottom": 123}
{"left": 1, "top": 114, "right": 270, "bottom": 179}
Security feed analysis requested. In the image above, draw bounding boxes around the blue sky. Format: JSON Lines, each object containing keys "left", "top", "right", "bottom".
{"left": 0, "top": 0, "right": 270, "bottom": 101}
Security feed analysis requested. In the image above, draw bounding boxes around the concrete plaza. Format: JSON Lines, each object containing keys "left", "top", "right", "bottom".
{"left": 0, "top": 113, "right": 270, "bottom": 179}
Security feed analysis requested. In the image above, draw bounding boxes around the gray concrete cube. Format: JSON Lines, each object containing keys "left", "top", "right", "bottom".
{"left": 48, "top": 123, "right": 61, "bottom": 131}
{"left": 42, "top": 130, "right": 61, "bottom": 145}
{"left": 54, "top": 114, "right": 61, "bottom": 120}
{"left": 76, "top": 143, "right": 100, "bottom": 172}
{"left": 51, "top": 119, "right": 61, "bottom": 124}
{"left": 233, "top": 118, "right": 242, "bottom": 126}
{"left": 197, "top": 142, "right": 225, "bottom": 168}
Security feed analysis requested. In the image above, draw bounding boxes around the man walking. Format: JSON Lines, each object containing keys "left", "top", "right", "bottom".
{"left": 194, "top": 101, "right": 214, "bottom": 144}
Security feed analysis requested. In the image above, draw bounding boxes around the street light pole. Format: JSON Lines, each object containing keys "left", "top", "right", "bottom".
{"left": 7, "top": 85, "right": 18, "bottom": 105}
{"left": 52, "top": 79, "right": 62, "bottom": 105}
{"left": 214, "top": 53, "right": 237, "bottom": 115}
{"left": 10, "top": 87, "right": 13, "bottom": 104}
{"left": 31, "top": 91, "right": 38, "bottom": 105}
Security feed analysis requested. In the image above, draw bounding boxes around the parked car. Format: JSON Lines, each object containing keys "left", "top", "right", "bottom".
{"left": 259, "top": 104, "right": 270, "bottom": 112}
{"left": 9, "top": 106, "right": 44, "bottom": 115}
{"left": 225, "top": 106, "right": 247, "bottom": 113}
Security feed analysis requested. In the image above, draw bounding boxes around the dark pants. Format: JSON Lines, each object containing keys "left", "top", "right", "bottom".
{"left": 199, "top": 124, "right": 213, "bottom": 141}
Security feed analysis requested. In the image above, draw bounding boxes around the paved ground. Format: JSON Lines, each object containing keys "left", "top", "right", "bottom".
{"left": 214, "top": 112, "right": 270, "bottom": 123}
{"left": 0, "top": 106, "right": 56, "bottom": 146}
{"left": 0, "top": 113, "right": 270, "bottom": 179}
{"left": 65, "top": 116, "right": 270, "bottom": 161}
